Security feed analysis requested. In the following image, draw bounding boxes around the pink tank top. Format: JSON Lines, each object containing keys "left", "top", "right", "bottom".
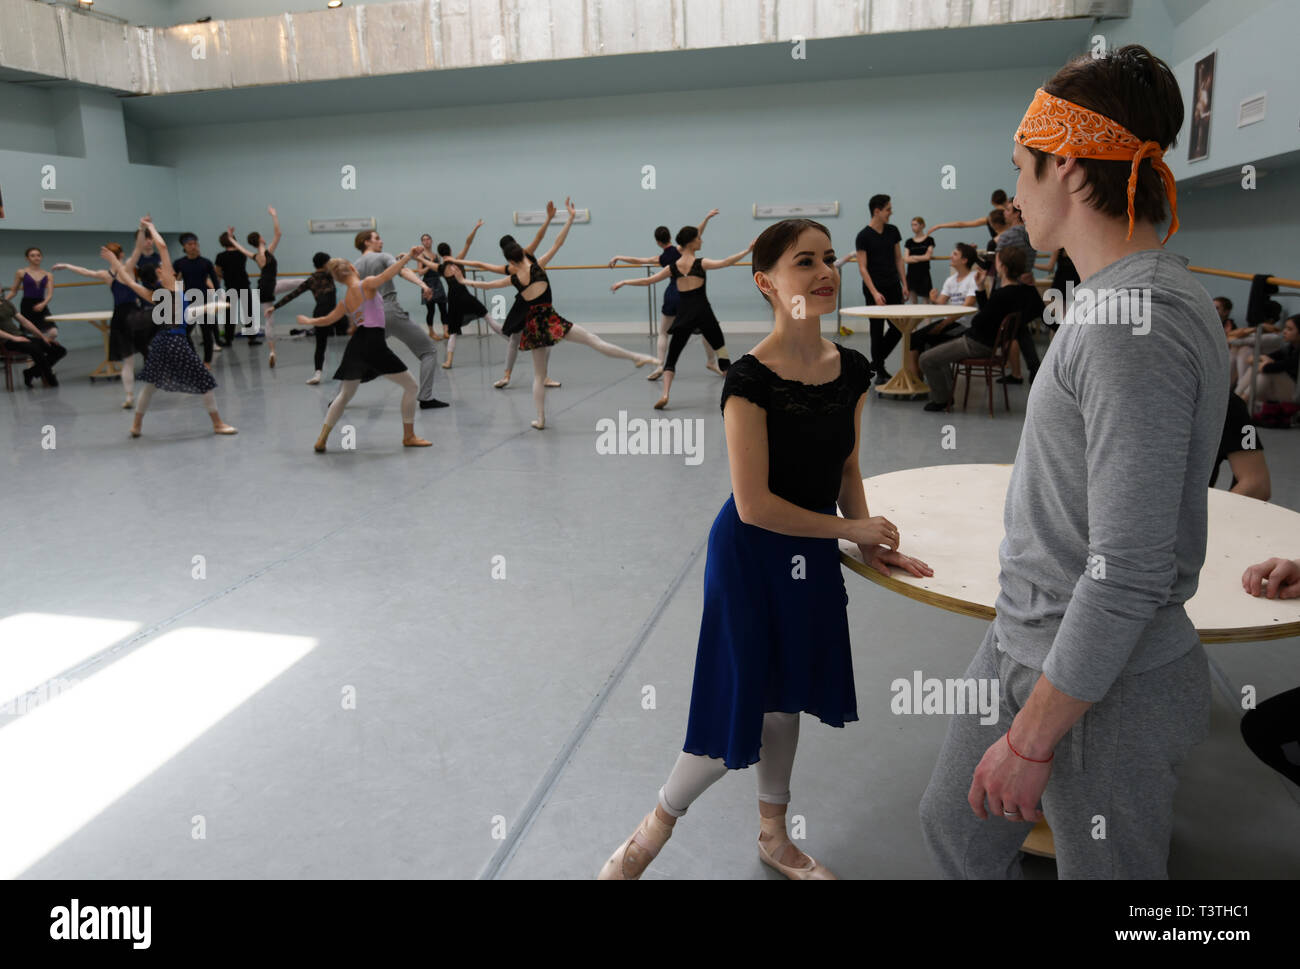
{"left": 357, "top": 291, "right": 386, "bottom": 328}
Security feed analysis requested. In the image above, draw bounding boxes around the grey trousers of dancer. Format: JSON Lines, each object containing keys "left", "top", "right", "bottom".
{"left": 382, "top": 300, "right": 438, "bottom": 402}
{"left": 919, "top": 334, "right": 992, "bottom": 404}
{"left": 919, "top": 625, "right": 1210, "bottom": 879}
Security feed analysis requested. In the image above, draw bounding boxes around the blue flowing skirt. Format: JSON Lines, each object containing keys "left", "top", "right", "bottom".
{"left": 682, "top": 495, "right": 858, "bottom": 769}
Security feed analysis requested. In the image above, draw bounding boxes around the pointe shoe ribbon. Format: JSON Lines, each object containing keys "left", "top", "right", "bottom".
{"left": 597, "top": 810, "right": 673, "bottom": 881}
{"left": 757, "top": 815, "right": 837, "bottom": 880}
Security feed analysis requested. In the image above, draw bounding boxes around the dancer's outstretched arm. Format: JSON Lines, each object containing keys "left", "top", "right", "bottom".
{"left": 524, "top": 201, "right": 557, "bottom": 254}
{"left": 122, "top": 226, "right": 146, "bottom": 274}
{"left": 701, "top": 239, "right": 755, "bottom": 271}
{"left": 610, "top": 266, "right": 670, "bottom": 292}
{"left": 367, "top": 247, "right": 419, "bottom": 295}
{"left": 608, "top": 254, "right": 658, "bottom": 267}
{"left": 50, "top": 262, "right": 111, "bottom": 283}
{"left": 265, "top": 206, "right": 281, "bottom": 254}
{"left": 141, "top": 218, "right": 177, "bottom": 290}
{"left": 449, "top": 257, "right": 508, "bottom": 274}
{"left": 456, "top": 220, "right": 484, "bottom": 260}
{"left": 536, "top": 198, "right": 576, "bottom": 268}
{"left": 696, "top": 207, "right": 719, "bottom": 236}
{"left": 223, "top": 227, "right": 256, "bottom": 259}
{"left": 929, "top": 217, "right": 987, "bottom": 231}
{"left": 298, "top": 300, "right": 348, "bottom": 328}
{"left": 459, "top": 272, "right": 513, "bottom": 291}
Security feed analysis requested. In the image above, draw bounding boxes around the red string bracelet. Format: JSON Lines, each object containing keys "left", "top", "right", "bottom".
{"left": 1006, "top": 730, "right": 1054, "bottom": 763}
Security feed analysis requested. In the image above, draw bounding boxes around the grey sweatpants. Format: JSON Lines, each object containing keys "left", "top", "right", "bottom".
{"left": 383, "top": 300, "right": 438, "bottom": 402}
{"left": 919, "top": 625, "right": 1210, "bottom": 879}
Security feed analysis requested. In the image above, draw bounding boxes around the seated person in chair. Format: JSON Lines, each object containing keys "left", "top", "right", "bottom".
{"left": 906, "top": 243, "right": 981, "bottom": 379}
{"left": 0, "top": 297, "right": 59, "bottom": 387}
{"left": 918, "top": 247, "right": 1044, "bottom": 412}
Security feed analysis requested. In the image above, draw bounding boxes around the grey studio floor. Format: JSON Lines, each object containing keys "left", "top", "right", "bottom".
{"left": 2, "top": 326, "right": 1298, "bottom": 881}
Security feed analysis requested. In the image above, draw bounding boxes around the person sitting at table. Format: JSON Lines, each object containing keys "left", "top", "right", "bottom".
{"left": 6, "top": 246, "right": 67, "bottom": 378}
{"left": 0, "top": 297, "right": 59, "bottom": 387}
{"left": 1235, "top": 313, "right": 1298, "bottom": 406}
{"left": 919, "top": 43, "right": 1228, "bottom": 880}
{"left": 917, "top": 247, "right": 1042, "bottom": 411}
{"left": 1211, "top": 385, "right": 1269, "bottom": 500}
{"left": 1239, "top": 557, "right": 1300, "bottom": 788}
{"left": 907, "top": 243, "right": 981, "bottom": 378}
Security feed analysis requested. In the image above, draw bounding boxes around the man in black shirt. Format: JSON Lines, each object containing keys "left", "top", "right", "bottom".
{"left": 852, "top": 194, "right": 908, "bottom": 382}
{"left": 214, "top": 230, "right": 254, "bottom": 347}
{"left": 918, "top": 247, "right": 1043, "bottom": 411}
{"left": 171, "top": 232, "right": 220, "bottom": 364}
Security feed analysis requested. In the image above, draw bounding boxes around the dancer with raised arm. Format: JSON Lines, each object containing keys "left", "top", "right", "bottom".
{"left": 298, "top": 246, "right": 432, "bottom": 452}
{"left": 51, "top": 237, "right": 152, "bottom": 407}
{"left": 248, "top": 205, "right": 282, "bottom": 360}
{"left": 455, "top": 199, "right": 657, "bottom": 429}
{"left": 598, "top": 218, "right": 930, "bottom": 880}
{"left": 269, "top": 251, "right": 342, "bottom": 385}
{"left": 609, "top": 210, "right": 722, "bottom": 381}
{"left": 123, "top": 218, "right": 238, "bottom": 438}
{"left": 214, "top": 226, "right": 256, "bottom": 348}
{"left": 610, "top": 224, "right": 749, "bottom": 410}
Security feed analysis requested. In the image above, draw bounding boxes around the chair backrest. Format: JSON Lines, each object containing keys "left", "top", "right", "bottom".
{"left": 991, "top": 312, "right": 1021, "bottom": 364}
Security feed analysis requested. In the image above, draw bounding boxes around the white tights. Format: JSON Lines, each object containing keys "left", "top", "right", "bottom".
{"left": 564, "top": 323, "right": 647, "bottom": 363}
{"left": 325, "top": 372, "right": 418, "bottom": 426}
{"left": 134, "top": 383, "right": 217, "bottom": 416}
{"left": 120, "top": 355, "right": 135, "bottom": 398}
{"left": 531, "top": 346, "right": 550, "bottom": 424}
{"left": 485, "top": 319, "right": 522, "bottom": 375}
{"left": 657, "top": 712, "right": 801, "bottom": 818}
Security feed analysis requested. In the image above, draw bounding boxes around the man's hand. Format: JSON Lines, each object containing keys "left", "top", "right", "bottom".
{"left": 968, "top": 729, "right": 1052, "bottom": 823}
{"left": 1242, "top": 557, "right": 1300, "bottom": 599}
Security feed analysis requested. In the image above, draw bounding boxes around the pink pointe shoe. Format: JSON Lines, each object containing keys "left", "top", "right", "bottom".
{"left": 757, "top": 814, "right": 837, "bottom": 879}
{"left": 597, "top": 810, "right": 673, "bottom": 880}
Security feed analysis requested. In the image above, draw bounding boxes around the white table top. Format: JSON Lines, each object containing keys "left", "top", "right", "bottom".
{"left": 46, "top": 311, "right": 113, "bottom": 322}
{"left": 839, "top": 464, "right": 1300, "bottom": 643}
{"left": 840, "top": 304, "right": 976, "bottom": 319}
{"left": 47, "top": 303, "right": 229, "bottom": 325}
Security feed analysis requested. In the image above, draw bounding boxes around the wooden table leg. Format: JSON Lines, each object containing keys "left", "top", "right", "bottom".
{"left": 876, "top": 317, "right": 930, "bottom": 397}
{"left": 88, "top": 321, "right": 121, "bottom": 381}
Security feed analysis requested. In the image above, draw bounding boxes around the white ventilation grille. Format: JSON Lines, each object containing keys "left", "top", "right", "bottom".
{"left": 42, "top": 199, "right": 74, "bottom": 213}
{"left": 1237, "top": 93, "right": 1267, "bottom": 128}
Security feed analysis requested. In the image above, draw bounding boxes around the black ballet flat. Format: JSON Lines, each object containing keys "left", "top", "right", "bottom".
{"left": 419, "top": 398, "right": 450, "bottom": 409}
{"left": 22, "top": 367, "right": 35, "bottom": 388}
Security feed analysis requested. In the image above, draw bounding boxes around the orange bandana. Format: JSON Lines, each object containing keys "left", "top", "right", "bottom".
{"left": 1015, "top": 87, "right": 1178, "bottom": 243}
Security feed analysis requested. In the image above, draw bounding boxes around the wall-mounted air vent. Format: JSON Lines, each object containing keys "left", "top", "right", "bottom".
{"left": 42, "top": 199, "right": 74, "bottom": 213}
{"left": 1237, "top": 93, "right": 1267, "bottom": 128}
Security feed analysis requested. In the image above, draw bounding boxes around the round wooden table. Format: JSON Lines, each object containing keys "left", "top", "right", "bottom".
{"left": 838, "top": 463, "right": 1300, "bottom": 857}
{"left": 839, "top": 304, "right": 976, "bottom": 397}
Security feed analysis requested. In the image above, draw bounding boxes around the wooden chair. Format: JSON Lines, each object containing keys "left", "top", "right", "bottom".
{"left": 948, "top": 312, "right": 1022, "bottom": 417}
{"left": 2, "top": 344, "right": 33, "bottom": 392}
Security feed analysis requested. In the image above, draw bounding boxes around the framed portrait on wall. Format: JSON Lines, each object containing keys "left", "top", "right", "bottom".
{"left": 1189, "top": 51, "right": 1215, "bottom": 162}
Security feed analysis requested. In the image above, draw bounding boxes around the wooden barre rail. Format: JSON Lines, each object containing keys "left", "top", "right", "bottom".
{"left": 35, "top": 262, "right": 1299, "bottom": 290}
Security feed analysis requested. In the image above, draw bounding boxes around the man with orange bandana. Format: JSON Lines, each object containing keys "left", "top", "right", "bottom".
{"left": 919, "top": 45, "right": 1228, "bottom": 878}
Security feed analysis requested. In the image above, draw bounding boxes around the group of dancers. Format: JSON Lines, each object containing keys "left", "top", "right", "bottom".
{"left": 14, "top": 195, "right": 772, "bottom": 444}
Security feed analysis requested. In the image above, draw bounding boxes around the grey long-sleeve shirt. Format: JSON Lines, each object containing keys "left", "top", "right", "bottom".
{"left": 993, "top": 249, "right": 1228, "bottom": 702}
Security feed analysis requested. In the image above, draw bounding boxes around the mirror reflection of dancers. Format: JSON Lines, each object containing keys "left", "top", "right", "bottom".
{"left": 7, "top": 246, "right": 66, "bottom": 383}
{"left": 609, "top": 209, "right": 721, "bottom": 381}
{"left": 598, "top": 219, "right": 931, "bottom": 880}
{"left": 454, "top": 199, "right": 658, "bottom": 430}
{"left": 298, "top": 247, "right": 432, "bottom": 452}
{"left": 268, "top": 251, "right": 342, "bottom": 385}
{"left": 51, "top": 237, "right": 152, "bottom": 408}
{"left": 611, "top": 225, "right": 750, "bottom": 410}
{"left": 122, "top": 218, "right": 238, "bottom": 438}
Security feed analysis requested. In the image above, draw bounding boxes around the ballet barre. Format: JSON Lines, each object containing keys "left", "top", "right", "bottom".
{"left": 839, "top": 304, "right": 977, "bottom": 397}
{"left": 838, "top": 463, "right": 1300, "bottom": 859}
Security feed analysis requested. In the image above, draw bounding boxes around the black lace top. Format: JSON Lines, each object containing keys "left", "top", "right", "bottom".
{"left": 720, "top": 343, "right": 874, "bottom": 510}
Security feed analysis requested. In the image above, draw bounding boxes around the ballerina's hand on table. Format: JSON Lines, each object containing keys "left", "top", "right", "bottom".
{"left": 845, "top": 514, "right": 934, "bottom": 579}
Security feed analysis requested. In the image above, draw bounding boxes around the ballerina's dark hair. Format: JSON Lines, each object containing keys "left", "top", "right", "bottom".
{"left": 675, "top": 226, "right": 699, "bottom": 247}
{"left": 654, "top": 226, "right": 671, "bottom": 245}
{"left": 437, "top": 242, "right": 452, "bottom": 257}
{"left": 751, "top": 218, "right": 830, "bottom": 307}
{"left": 312, "top": 251, "right": 330, "bottom": 269}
